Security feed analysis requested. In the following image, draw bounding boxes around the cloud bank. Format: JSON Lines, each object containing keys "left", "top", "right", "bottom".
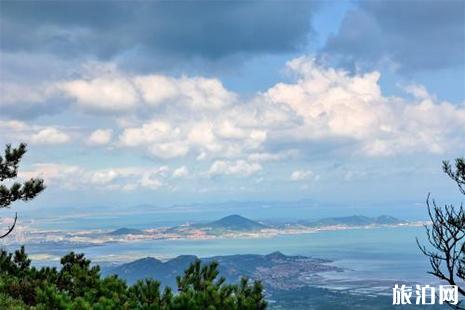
{"left": 322, "top": 0, "right": 465, "bottom": 73}
{"left": 3, "top": 57, "right": 464, "bottom": 163}
{"left": 1, "top": 1, "right": 319, "bottom": 61}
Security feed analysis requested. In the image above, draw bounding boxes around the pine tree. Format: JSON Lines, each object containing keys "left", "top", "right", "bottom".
{"left": 418, "top": 158, "right": 465, "bottom": 309}
{"left": 0, "top": 143, "right": 45, "bottom": 238}
{"left": 0, "top": 248, "right": 268, "bottom": 309}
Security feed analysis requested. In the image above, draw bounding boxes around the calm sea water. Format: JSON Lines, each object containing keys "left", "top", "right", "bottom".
{"left": 37, "top": 226, "right": 434, "bottom": 286}
{"left": 4, "top": 202, "right": 439, "bottom": 291}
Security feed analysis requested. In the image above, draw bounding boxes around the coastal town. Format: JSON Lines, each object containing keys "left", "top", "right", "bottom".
{"left": 2, "top": 214, "right": 426, "bottom": 249}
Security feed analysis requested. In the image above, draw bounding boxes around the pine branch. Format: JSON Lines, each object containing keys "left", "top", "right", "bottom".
{"left": 0, "top": 143, "right": 45, "bottom": 239}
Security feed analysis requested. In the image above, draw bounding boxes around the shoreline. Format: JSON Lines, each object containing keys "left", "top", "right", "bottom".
{"left": 1, "top": 222, "right": 428, "bottom": 265}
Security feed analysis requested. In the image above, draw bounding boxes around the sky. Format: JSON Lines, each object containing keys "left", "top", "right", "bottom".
{"left": 0, "top": 0, "right": 464, "bottom": 217}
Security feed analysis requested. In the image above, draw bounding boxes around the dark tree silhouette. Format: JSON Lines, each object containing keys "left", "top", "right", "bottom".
{"left": 175, "top": 260, "right": 267, "bottom": 309}
{"left": 0, "top": 248, "right": 267, "bottom": 309}
{"left": 0, "top": 143, "right": 45, "bottom": 238}
{"left": 444, "top": 158, "right": 465, "bottom": 195}
{"left": 418, "top": 158, "right": 465, "bottom": 309}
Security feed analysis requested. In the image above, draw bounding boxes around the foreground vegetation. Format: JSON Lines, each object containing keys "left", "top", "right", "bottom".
{"left": 418, "top": 158, "right": 465, "bottom": 309}
{"left": 0, "top": 143, "right": 44, "bottom": 239}
{"left": 0, "top": 246, "right": 267, "bottom": 309}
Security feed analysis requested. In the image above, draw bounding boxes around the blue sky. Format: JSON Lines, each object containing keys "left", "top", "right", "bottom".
{"left": 0, "top": 0, "right": 464, "bottom": 215}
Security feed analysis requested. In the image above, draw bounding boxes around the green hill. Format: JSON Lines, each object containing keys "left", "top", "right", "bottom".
{"left": 196, "top": 214, "right": 268, "bottom": 231}
{"left": 108, "top": 227, "right": 145, "bottom": 235}
{"left": 102, "top": 251, "right": 337, "bottom": 287}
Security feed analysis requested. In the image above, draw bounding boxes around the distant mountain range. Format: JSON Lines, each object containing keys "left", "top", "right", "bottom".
{"left": 101, "top": 252, "right": 397, "bottom": 310}
{"left": 108, "top": 227, "right": 145, "bottom": 235}
{"left": 303, "top": 215, "right": 406, "bottom": 227}
{"left": 102, "top": 251, "right": 339, "bottom": 289}
{"left": 193, "top": 214, "right": 268, "bottom": 231}
{"left": 107, "top": 214, "right": 406, "bottom": 236}
{"left": 192, "top": 214, "right": 406, "bottom": 231}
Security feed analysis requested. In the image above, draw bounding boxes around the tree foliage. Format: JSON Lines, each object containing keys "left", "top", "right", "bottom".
{"left": 0, "top": 143, "right": 45, "bottom": 238}
{"left": 418, "top": 158, "right": 465, "bottom": 309}
{"left": 0, "top": 247, "right": 267, "bottom": 309}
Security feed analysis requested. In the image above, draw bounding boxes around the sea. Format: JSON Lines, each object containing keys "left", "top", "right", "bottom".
{"left": 2, "top": 202, "right": 440, "bottom": 294}
{"left": 15, "top": 226, "right": 437, "bottom": 294}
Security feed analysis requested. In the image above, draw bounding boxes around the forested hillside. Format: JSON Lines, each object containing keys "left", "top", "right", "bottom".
{"left": 0, "top": 247, "right": 266, "bottom": 309}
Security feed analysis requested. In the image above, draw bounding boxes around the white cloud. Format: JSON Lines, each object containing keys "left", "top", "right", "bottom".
{"left": 133, "top": 75, "right": 179, "bottom": 106}
{"left": 135, "top": 75, "right": 235, "bottom": 110}
{"left": 187, "top": 122, "right": 218, "bottom": 148}
{"left": 149, "top": 142, "right": 189, "bottom": 159}
{"left": 290, "top": 170, "right": 314, "bottom": 181}
{"left": 215, "top": 120, "right": 247, "bottom": 139}
{"left": 117, "top": 117, "right": 267, "bottom": 160}
{"left": 0, "top": 120, "right": 71, "bottom": 145}
{"left": 20, "top": 164, "right": 79, "bottom": 181}
{"left": 74, "top": 58, "right": 464, "bottom": 162}
{"left": 19, "top": 163, "right": 84, "bottom": 190}
{"left": 248, "top": 150, "right": 299, "bottom": 162}
{"left": 20, "top": 164, "right": 172, "bottom": 191}
{"left": 60, "top": 77, "right": 139, "bottom": 112}
{"left": 264, "top": 56, "right": 465, "bottom": 156}
{"left": 265, "top": 57, "right": 386, "bottom": 140}
{"left": 140, "top": 173, "right": 163, "bottom": 190}
{"left": 116, "top": 120, "right": 185, "bottom": 162}
{"left": 90, "top": 169, "right": 120, "bottom": 185}
{"left": 0, "top": 121, "right": 73, "bottom": 146}
{"left": 57, "top": 64, "right": 236, "bottom": 115}
{"left": 88, "top": 129, "right": 113, "bottom": 145}
{"left": 209, "top": 160, "right": 262, "bottom": 177}
{"left": 118, "top": 120, "right": 179, "bottom": 147}
{"left": 404, "top": 84, "right": 431, "bottom": 99}
{"left": 30, "top": 128, "right": 70, "bottom": 145}
{"left": 4, "top": 56, "right": 465, "bottom": 174}
{"left": 172, "top": 166, "right": 189, "bottom": 178}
